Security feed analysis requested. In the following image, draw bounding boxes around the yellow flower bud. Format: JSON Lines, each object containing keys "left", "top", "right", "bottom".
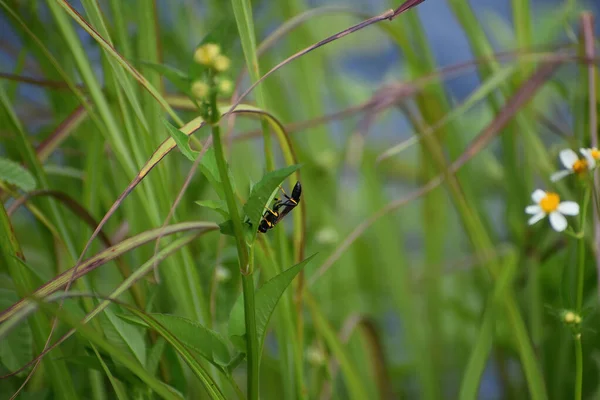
{"left": 194, "top": 43, "right": 221, "bottom": 66}
{"left": 215, "top": 265, "right": 231, "bottom": 282}
{"left": 564, "top": 311, "right": 576, "bottom": 323}
{"left": 191, "top": 80, "right": 210, "bottom": 99}
{"left": 213, "top": 55, "right": 231, "bottom": 72}
{"left": 218, "top": 79, "right": 233, "bottom": 95}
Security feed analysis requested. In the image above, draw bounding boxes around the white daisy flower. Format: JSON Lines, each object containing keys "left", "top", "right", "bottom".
{"left": 550, "top": 148, "right": 595, "bottom": 182}
{"left": 580, "top": 147, "right": 600, "bottom": 163}
{"left": 525, "top": 189, "right": 579, "bottom": 232}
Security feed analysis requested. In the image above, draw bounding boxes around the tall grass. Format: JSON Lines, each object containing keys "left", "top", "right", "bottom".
{"left": 0, "top": 0, "right": 598, "bottom": 399}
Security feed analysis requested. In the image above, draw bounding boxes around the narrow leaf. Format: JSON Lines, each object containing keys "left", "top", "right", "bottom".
{"left": 104, "top": 307, "right": 146, "bottom": 366}
{"left": 140, "top": 61, "right": 191, "bottom": 96}
{"left": 121, "top": 313, "right": 231, "bottom": 368}
{"left": 228, "top": 254, "right": 316, "bottom": 350}
{"left": 163, "top": 119, "right": 199, "bottom": 161}
{"left": 196, "top": 200, "right": 229, "bottom": 219}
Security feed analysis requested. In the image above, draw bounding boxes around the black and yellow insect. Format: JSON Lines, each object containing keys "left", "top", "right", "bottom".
{"left": 258, "top": 181, "right": 302, "bottom": 233}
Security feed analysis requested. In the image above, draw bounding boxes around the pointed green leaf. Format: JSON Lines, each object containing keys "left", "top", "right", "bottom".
{"left": 0, "top": 156, "right": 36, "bottom": 192}
{"left": 243, "top": 164, "right": 301, "bottom": 240}
{"left": 218, "top": 219, "right": 235, "bottom": 237}
{"left": 228, "top": 254, "right": 316, "bottom": 350}
{"left": 163, "top": 119, "right": 199, "bottom": 161}
{"left": 0, "top": 289, "right": 32, "bottom": 375}
{"left": 195, "top": 200, "right": 229, "bottom": 219}
{"left": 146, "top": 337, "right": 166, "bottom": 376}
{"left": 139, "top": 61, "right": 192, "bottom": 96}
{"left": 104, "top": 307, "right": 146, "bottom": 366}
{"left": 121, "top": 313, "right": 231, "bottom": 368}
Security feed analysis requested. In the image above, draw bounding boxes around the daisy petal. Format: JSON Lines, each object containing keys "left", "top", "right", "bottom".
{"left": 532, "top": 189, "right": 546, "bottom": 203}
{"left": 549, "top": 212, "right": 568, "bottom": 232}
{"left": 558, "top": 201, "right": 580, "bottom": 216}
{"left": 580, "top": 148, "right": 596, "bottom": 169}
{"left": 551, "top": 170, "right": 572, "bottom": 182}
{"left": 525, "top": 205, "right": 542, "bottom": 214}
{"left": 559, "top": 149, "right": 578, "bottom": 169}
{"left": 580, "top": 148, "right": 590, "bottom": 159}
{"left": 528, "top": 212, "right": 546, "bottom": 226}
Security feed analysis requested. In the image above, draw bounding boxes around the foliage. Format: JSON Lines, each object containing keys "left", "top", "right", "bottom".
{"left": 0, "top": 0, "right": 598, "bottom": 399}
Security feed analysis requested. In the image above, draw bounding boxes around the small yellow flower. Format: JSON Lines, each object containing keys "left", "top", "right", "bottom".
{"left": 213, "top": 55, "right": 231, "bottom": 72}
{"left": 551, "top": 148, "right": 595, "bottom": 182}
{"left": 194, "top": 43, "right": 221, "bottom": 66}
{"left": 218, "top": 79, "right": 233, "bottom": 95}
{"left": 525, "top": 189, "right": 579, "bottom": 232}
{"left": 191, "top": 80, "right": 210, "bottom": 99}
{"left": 563, "top": 311, "right": 576, "bottom": 323}
{"left": 305, "top": 346, "right": 325, "bottom": 366}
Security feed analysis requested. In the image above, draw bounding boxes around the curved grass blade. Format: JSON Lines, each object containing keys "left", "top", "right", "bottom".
{"left": 459, "top": 248, "right": 518, "bottom": 400}
{"left": 125, "top": 309, "right": 227, "bottom": 400}
{"left": 121, "top": 313, "right": 231, "bottom": 368}
{"left": 30, "top": 298, "right": 183, "bottom": 400}
{"left": 305, "top": 293, "right": 370, "bottom": 400}
{"left": 0, "top": 222, "right": 217, "bottom": 325}
{"left": 0, "top": 233, "right": 203, "bottom": 378}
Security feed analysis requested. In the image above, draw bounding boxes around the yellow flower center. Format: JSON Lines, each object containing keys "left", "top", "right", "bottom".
{"left": 539, "top": 192, "right": 560, "bottom": 213}
{"left": 591, "top": 148, "right": 600, "bottom": 160}
{"left": 573, "top": 159, "right": 588, "bottom": 173}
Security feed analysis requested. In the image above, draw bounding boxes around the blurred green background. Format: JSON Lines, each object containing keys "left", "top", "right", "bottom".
{"left": 1, "top": 0, "right": 600, "bottom": 399}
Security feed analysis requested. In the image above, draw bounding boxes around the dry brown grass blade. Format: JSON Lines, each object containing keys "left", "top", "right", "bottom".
{"left": 309, "top": 59, "right": 562, "bottom": 286}
{"left": 0, "top": 232, "right": 200, "bottom": 379}
{"left": 223, "top": 0, "right": 425, "bottom": 121}
{"left": 581, "top": 13, "right": 600, "bottom": 297}
{"left": 0, "top": 222, "right": 217, "bottom": 325}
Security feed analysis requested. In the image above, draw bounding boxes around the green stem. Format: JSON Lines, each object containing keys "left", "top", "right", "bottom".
{"left": 208, "top": 80, "right": 258, "bottom": 398}
{"left": 576, "top": 188, "right": 590, "bottom": 311}
{"left": 242, "top": 273, "right": 260, "bottom": 400}
{"left": 573, "top": 187, "right": 589, "bottom": 400}
{"left": 209, "top": 92, "right": 248, "bottom": 272}
{"left": 575, "top": 336, "right": 583, "bottom": 400}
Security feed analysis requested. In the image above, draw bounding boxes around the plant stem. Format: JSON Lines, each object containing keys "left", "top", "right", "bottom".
{"left": 209, "top": 92, "right": 248, "bottom": 272}
{"left": 574, "top": 187, "right": 589, "bottom": 400}
{"left": 575, "top": 336, "right": 582, "bottom": 400}
{"left": 242, "top": 272, "right": 260, "bottom": 400}
{"left": 208, "top": 82, "right": 258, "bottom": 398}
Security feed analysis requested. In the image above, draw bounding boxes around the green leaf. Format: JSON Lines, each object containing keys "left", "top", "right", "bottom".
{"left": 242, "top": 164, "right": 301, "bottom": 240}
{"left": 228, "top": 254, "right": 316, "bottom": 350}
{"left": 218, "top": 219, "right": 235, "bottom": 237}
{"left": 121, "top": 313, "right": 231, "bottom": 368}
{"left": 195, "top": 200, "right": 229, "bottom": 219}
{"left": 197, "top": 148, "right": 237, "bottom": 200}
{"left": 163, "top": 119, "right": 199, "bottom": 161}
{"left": 104, "top": 307, "right": 146, "bottom": 366}
{"left": 91, "top": 345, "right": 129, "bottom": 400}
{"left": 0, "top": 156, "right": 36, "bottom": 191}
{"left": 0, "top": 289, "right": 32, "bottom": 375}
{"left": 139, "top": 61, "right": 191, "bottom": 96}
{"left": 120, "top": 310, "right": 226, "bottom": 399}
{"left": 146, "top": 337, "right": 166, "bottom": 376}
{"left": 307, "top": 295, "right": 370, "bottom": 400}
